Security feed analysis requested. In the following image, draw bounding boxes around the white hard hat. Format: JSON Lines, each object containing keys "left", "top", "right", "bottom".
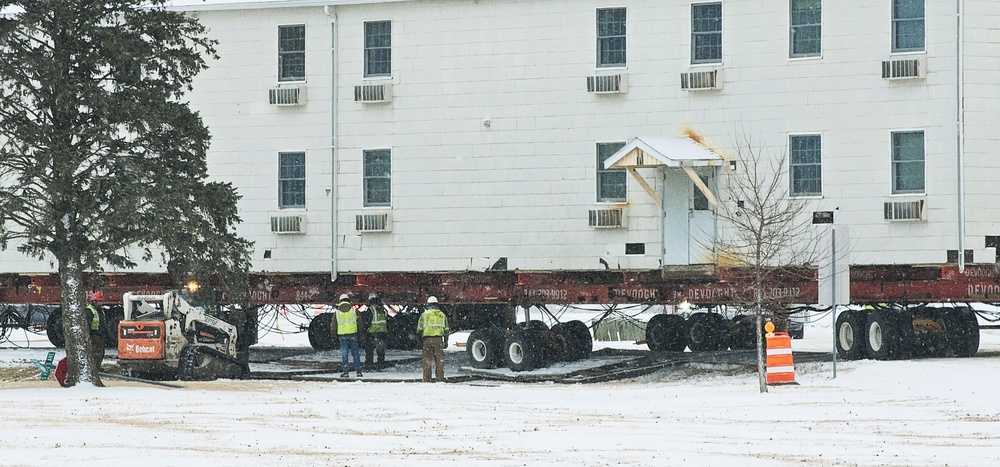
{"left": 339, "top": 293, "right": 350, "bottom": 301}
{"left": 426, "top": 296, "right": 438, "bottom": 304}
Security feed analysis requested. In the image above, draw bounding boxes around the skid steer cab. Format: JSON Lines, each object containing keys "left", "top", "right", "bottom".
{"left": 117, "top": 291, "right": 248, "bottom": 381}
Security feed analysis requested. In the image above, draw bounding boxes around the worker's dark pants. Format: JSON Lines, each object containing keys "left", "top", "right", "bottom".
{"left": 421, "top": 336, "right": 445, "bottom": 382}
{"left": 364, "top": 333, "right": 387, "bottom": 369}
{"left": 89, "top": 333, "right": 105, "bottom": 373}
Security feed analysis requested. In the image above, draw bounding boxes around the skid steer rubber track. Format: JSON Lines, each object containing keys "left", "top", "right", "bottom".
{"left": 178, "top": 344, "right": 248, "bottom": 381}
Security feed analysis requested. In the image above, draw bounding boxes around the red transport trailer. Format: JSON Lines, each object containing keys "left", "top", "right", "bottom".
{"left": 2, "top": 263, "right": 996, "bottom": 371}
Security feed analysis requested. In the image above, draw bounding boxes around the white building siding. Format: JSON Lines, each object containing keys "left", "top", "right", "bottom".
{"left": 6, "top": 0, "right": 995, "bottom": 277}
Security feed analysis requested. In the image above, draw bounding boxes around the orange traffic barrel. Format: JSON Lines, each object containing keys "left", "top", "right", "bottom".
{"left": 765, "top": 331, "right": 797, "bottom": 385}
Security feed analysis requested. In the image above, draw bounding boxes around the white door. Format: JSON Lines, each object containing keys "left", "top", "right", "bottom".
{"left": 662, "top": 169, "right": 716, "bottom": 265}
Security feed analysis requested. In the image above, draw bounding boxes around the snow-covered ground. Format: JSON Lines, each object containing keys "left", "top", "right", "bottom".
{"left": 2, "top": 313, "right": 1000, "bottom": 466}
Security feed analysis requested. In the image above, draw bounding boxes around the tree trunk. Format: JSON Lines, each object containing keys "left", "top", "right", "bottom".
{"left": 58, "top": 258, "right": 103, "bottom": 387}
{"left": 755, "top": 304, "right": 767, "bottom": 393}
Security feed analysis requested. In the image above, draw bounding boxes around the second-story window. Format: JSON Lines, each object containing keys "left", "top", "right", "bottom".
{"left": 789, "top": 134, "right": 822, "bottom": 196}
{"left": 789, "top": 0, "right": 821, "bottom": 58}
{"left": 278, "top": 25, "right": 305, "bottom": 82}
{"left": 892, "top": 0, "right": 924, "bottom": 52}
{"left": 364, "top": 149, "right": 392, "bottom": 207}
{"left": 596, "top": 7, "right": 626, "bottom": 68}
{"left": 597, "top": 142, "right": 626, "bottom": 202}
{"left": 691, "top": 3, "right": 722, "bottom": 64}
{"left": 365, "top": 21, "right": 392, "bottom": 77}
{"left": 892, "top": 131, "right": 925, "bottom": 194}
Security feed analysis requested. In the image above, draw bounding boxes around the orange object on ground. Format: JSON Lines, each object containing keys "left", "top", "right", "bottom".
{"left": 765, "top": 332, "right": 797, "bottom": 385}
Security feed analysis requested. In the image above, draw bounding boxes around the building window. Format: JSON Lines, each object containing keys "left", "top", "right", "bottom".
{"left": 789, "top": 134, "right": 822, "bottom": 196}
{"left": 596, "top": 7, "right": 626, "bottom": 68}
{"left": 892, "top": 131, "right": 924, "bottom": 194}
{"left": 789, "top": 0, "right": 821, "bottom": 58}
{"left": 892, "top": 0, "right": 924, "bottom": 52}
{"left": 278, "top": 25, "right": 305, "bottom": 82}
{"left": 693, "top": 175, "right": 711, "bottom": 211}
{"left": 691, "top": 3, "right": 722, "bottom": 64}
{"left": 597, "top": 142, "right": 626, "bottom": 202}
{"left": 278, "top": 152, "right": 305, "bottom": 208}
{"left": 364, "top": 149, "right": 391, "bottom": 207}
{"left": 364, "top": 21, "right": 392, "bottom": 78}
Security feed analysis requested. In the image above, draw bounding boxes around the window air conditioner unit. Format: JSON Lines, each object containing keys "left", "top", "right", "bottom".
{"left": 269, "top": 86, "right": 305, "bottom": 105}
{"left": 881, "top": 57, "right": 925, "bottom": 80}
{"left": 354, "top": 83, "right": 392, "bottom": 103}
{"left": 588, "top": 208, "right": 625, "bottom": 229}
{"left": 356, "top": 212, "right": 392, "bottom": 232}
{"left": 680, "top": 70, "right": 721, "bottom": 91}
{"left": 270, "top": 214, "right": 305, "bottom": 234}
{"left": 586, "top": 74, "right": 628, "bottom": 94}
{"left": 884, "top": 200, "right": 925, "bottom": 221}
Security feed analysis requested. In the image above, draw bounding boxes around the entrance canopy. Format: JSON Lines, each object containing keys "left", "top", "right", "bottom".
{"left": 603, "top": 136, "right": 726, "bottom": 209}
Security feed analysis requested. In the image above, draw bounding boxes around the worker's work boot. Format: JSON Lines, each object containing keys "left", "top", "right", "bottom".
{"left": 356, "top": 372, "right": 363, "bottom": 377}
{"left": 340, "top": 372, "right": 349, "bottom": 378}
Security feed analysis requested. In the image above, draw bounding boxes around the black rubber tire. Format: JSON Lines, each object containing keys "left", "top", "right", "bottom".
{"left": 46, "top": 307, "right": 65, "bottom": 348}
{"left": 686, "top": 313, "right": 727, "bottom": 351}
{"left": 563, "top": 320, "right": 593, "bottom": 360}
{"left": 646, "top": 314, "right": 687, "bottom": 352}
{"left": 946, "top": 308, "right": 980, "bottom": 357}
{"left": 866, "top": 309, "right": 903, "bottom": 360}
{"left": 307, "top": 313, "right": 338, "bottom": 351}
{"left": 388, "top": 313, "right": 422, "bottom": 350}
{"left": 103, "top": 306, "right": 124, "bottom": 349}
{"left": 835, "top": 310, "right": 866, "bottom": 360}
{"left": 504, "top": 330, "right": 542, "bottom": 372}
{"left": 466, "top": 327, "right": 503, "bottom": 369}
{"left": 728, "top": 315, "right": 759, "bottom": 350}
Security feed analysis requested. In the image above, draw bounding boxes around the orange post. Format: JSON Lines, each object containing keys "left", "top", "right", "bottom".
{"left": 765, "top": 331, "right": 797, "bottom": 385}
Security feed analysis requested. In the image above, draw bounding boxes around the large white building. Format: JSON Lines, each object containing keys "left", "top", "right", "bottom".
{"left": 8, "top": 0, "right": 999, "bottom": 280}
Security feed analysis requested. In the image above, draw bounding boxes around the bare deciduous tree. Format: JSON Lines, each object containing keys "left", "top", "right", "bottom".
{"left": 715, "top": 132, "right": 820, "bottom": 393}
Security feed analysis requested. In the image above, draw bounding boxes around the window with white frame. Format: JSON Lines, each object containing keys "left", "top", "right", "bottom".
{"left": 278, "top": 25, "right": 305, "bottom": 82}
{"left": 789, "top": 134, "right": 822, "bottom": 196}
{"left": 596, "top": 7, "right": 626, "bottom": 68}
{"left": 363, "top": 149, "right": 391, "bottom": 207}
{"left": 278, "top": 152, "right": 305, "bottom": 208}
{"left": 597, "top": 142, "right": 626, "bottom": 202}
{"left": 364, "top": 21, "right": 392, "bottom": 78}
{"left": 891, "top": 131, "right": 924, "bottom": 194}
{"left": 789, "top": 0, "right": 821, "bottom": 58}
{"left": 691, "top": 3, "right": 722, "bottom": 64}
{"left": 892, "top": 0, "right": 924, "bottom": 52}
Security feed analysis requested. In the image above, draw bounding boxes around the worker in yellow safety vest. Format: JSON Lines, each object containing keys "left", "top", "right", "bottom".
{"left": 334, "top": 294, "right": 363, "bottom": 378}
{"left": 417, "top": 296, "right": 449, "bottom": 382}
{"left": 86, "top": 291, "right": 106, "bottom": 372}
{"left": 364, "top": 293, "right": 389, "bottom": 371}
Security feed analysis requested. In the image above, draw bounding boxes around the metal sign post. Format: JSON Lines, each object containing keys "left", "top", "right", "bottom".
{"left": 817, "top": 225, "right": 849, "bottom": 379}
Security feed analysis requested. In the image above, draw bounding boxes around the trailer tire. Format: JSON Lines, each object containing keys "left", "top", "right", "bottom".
{"left": 687, "top": 313, "right": 727, "bottom": 351}
{"left": 646, "top": 314, "right": 687, "bottom": 352}
{"left": 466, "top": 327, "right": 503, "bottom": 369}
{"left": 835, "top": 310, "right": 866, "bottom": 360}
{"left": 564, "top": 320, "right": 593, "bottom": 360}
{"left": 728, "top": 315, "right": 758, "bottom": 350}
{"left": 103, "top": 306, "right": 124, "bottom": 349}
{"left": 46, "top": 307, "right": 65, "bottom": 348}
{"left": 946, "top": 308, "right": 980, "bottom": 357}
{"left": 504, "top": 331, "right": 542, "bottom": 372}
{"left": 307, "top": 313, "right": 338, "bottom": 351}
{"left": 866, "top": 309, "right": 903, "bottom": 360}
